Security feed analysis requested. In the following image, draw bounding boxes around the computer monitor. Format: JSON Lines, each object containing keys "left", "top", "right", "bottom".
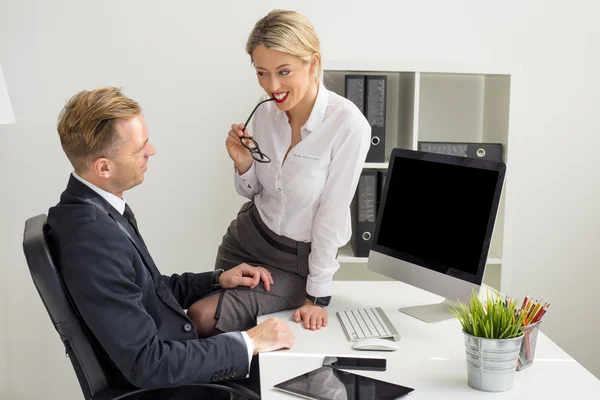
{"left": 367, "top": 148, "right": 506, "bottom": 323}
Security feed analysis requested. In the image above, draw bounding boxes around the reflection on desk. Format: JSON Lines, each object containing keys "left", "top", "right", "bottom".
{"left": 258, "top": 281, "right": 600, "bottom": 399}
{"left": 273, "top": 366, "right": 414, "bottom": 400}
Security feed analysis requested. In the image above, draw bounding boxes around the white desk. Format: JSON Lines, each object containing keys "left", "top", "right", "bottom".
{"left": 258, "top": 281, "right": 600, "bottom": 399}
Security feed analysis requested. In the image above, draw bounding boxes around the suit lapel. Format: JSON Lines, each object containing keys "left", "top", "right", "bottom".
{"left": 65, "top": 176, "right": 186, "bottom": 316}
{"left": 108, "top": 213, "right": 187, "bottom": 316}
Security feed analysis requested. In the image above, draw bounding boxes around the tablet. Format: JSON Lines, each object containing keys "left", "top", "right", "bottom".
{"left": 273, "top": 366, "right": 414, "bottom": 400}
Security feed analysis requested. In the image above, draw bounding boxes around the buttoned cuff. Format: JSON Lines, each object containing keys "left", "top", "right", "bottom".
{"left": 240, "top": 331, "right": 253, "bottom": 378}
{"left": 306, "top": 279, "right": 334, "bottom": 298}
{"left": 306, "top": 254, "right": 338, "bottom": 297}
{"left": 234, "top": 162, "right": 258, "bottom": 191}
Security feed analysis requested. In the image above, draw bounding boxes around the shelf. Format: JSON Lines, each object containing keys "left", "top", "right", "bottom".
{"left": 364, "top": 162, "right": 389, "bottom": 169}
{"left": 337, "top": 244, "right": 368, "bottom": 263}
{"left": 486, "top": 253, "right": 502, "bottom": 265}
{"left": 417, "top": 73, "right": 511, "bottom": 145}
{"left": 324, "top": 60, "right": 513, "bottom": 75}
{"left": 337, "top": 244, "right": 502, "bottom": 265}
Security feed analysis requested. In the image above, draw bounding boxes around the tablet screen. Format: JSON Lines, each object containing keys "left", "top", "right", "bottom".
{"left": 273, "top": 366, "right": 414, "bottom": 400}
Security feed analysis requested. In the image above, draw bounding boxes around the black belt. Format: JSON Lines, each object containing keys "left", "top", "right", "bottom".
{"left": 249, "top": 209, "right": 298, "bottom": 255}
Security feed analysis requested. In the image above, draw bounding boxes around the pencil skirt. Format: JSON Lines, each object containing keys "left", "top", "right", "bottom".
{"left": 213, "top": 200, "right": 311, "bottom": 332}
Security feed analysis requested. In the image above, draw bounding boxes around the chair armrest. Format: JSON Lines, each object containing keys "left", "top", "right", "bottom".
{"left": 220, "top": 381, "right": 261, "bottom": 400}
{"left": 92, "top": 382, "right": 260, "bottom": 400}
{"left": 92, "top": 387, "right": 152, "bottom": 400}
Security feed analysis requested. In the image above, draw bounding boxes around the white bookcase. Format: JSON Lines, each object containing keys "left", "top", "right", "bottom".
{"left": 326, "top": 61, "right": 512, "bottom": 291}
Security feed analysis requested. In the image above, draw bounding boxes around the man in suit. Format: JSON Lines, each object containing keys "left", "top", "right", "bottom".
{"left": 47, "top": 87, "right": 294, "bottom": 397}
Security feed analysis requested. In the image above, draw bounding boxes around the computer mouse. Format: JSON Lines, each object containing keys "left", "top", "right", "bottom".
{"left": 352, "top": 338, "right": 399, "bottom": 352}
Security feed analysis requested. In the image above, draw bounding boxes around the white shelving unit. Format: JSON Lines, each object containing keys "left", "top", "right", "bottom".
{"left": 327, "top": 61, "right": 512, "bottom": 291}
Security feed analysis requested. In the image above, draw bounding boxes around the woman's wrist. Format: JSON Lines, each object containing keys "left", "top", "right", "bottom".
{"left": 306, "top": 295, "right": 331, "bottom": 307}
{"left": 235, "top": 160, "right": 252, "bottom": 175}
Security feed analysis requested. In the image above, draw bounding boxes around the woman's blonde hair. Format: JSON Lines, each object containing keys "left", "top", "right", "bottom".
{"left": 246, "top": 9, "right": 322, "bottom": 82}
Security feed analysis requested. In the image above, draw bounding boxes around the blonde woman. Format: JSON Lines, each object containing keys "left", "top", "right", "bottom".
{"left": 188, "top": 9, "right": 371, "bottom": 337}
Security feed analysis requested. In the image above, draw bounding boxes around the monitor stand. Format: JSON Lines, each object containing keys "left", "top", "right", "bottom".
{"left": 399, "top": 299, "right": 457, "bottom": 323}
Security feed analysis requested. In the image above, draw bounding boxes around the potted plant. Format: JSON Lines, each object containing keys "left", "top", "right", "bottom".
{"left": 449, "top": 291, "right": 526, "bottom": 392}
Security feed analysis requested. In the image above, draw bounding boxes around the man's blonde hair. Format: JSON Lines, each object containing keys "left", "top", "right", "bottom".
{"left": 246, "top": 9, "right": 322, "bottom": 82}
{"left": 57, "top": 87, "right": 141, "bottom": 172}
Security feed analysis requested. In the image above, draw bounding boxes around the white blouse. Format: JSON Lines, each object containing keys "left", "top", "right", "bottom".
{"left": 234, "top": 83, "right": 371, "bottom": 297}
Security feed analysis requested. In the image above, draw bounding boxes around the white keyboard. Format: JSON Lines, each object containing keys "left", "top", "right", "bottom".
{"left": 336, "top": 307, "right": 401, "bottom": 342}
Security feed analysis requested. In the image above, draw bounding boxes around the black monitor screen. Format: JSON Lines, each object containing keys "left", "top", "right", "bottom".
{"left": 374, "top": 153, "right": 502, "bottom": 283}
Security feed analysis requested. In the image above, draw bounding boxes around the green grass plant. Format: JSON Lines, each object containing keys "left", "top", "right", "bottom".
{"left": 449, "top": 290, "right": 525, "bottom": 339}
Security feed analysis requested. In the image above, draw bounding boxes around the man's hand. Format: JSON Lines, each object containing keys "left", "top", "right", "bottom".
{"left": 219, "top": 263, "right": 273, "bottom": 290}
{"left": 293, "top": 299, "right": 328, "bottom": 330}
{"left": 246, "top": 317, "right": 295, "bottom": 355}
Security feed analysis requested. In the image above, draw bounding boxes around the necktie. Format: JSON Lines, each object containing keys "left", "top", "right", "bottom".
{"left": 123, "top": 204, "right": 142, "bottom": 239}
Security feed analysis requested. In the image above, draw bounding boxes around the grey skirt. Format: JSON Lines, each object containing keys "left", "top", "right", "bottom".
{"left": 214, "top": 201, "right": 311, "bottom": 332}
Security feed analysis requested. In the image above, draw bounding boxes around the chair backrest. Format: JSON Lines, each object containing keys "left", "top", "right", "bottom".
{"left": 22, "top": 214, "right": 112, "bottom": 399}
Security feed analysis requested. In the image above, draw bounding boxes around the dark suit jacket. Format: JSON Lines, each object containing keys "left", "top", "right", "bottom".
{"left": 46, "top": 175, "right": 248, "bottom": 389}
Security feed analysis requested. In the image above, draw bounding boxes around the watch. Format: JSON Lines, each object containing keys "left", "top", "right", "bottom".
{"left": 307, "top": 295, "right": 331, "bottom": 307}
{"left": 211, "top": 269, "right": 224, "bottom": 290}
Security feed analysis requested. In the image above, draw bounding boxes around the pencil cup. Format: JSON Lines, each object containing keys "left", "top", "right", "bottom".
{"left": 517, "top": 321, "right": 541, "bottom": 371}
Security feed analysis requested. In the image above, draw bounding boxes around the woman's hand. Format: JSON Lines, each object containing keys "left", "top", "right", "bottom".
{"left": 293, "top": 299, "right": 329, "bottom": 330}
{"left": 226, "top": 123, "right": 253, "bottom": 174}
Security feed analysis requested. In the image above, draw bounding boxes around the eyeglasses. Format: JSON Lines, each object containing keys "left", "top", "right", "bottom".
{"left": 240, "top": 97, "right": 276, "bottom": 163}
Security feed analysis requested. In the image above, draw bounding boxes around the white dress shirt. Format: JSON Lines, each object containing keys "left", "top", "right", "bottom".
{"left": 72, "top": 172, "right": 254, "bottom": 368}
{"left": 234, "top": 83, "right": 371, "bottom": 298}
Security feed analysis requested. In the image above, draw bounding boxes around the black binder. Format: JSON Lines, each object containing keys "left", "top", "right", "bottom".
{"left": 376, "top": 169, "right": 388, "bottom": 217}
{"left": 364, "top": 76, "right": 387, "bottom": 162}
{"left": 418, "top": 141, "right": 503, "bottom": 162}
{"left": 344, "top": 75, "right": 365, "bottom": 114}
{"left": 350, "top": 169, "right": 378, "bottom": 257}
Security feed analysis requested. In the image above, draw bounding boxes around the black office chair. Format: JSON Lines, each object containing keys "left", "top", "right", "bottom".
{"left": 22, "top": 214, "right": 260, "bottom": 400}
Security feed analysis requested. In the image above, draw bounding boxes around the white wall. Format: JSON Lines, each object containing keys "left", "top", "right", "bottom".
{"left": 1, "top": 0, "right": 598, "bottom": 398}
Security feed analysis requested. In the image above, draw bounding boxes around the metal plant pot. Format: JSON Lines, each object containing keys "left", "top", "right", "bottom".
{"left": 463, "top": 331, "right": 523, "bottom": 392}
